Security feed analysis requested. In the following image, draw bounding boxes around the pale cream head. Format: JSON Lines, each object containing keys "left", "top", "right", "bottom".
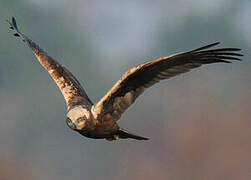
{"left": 66, "top": 106, "right": 91, "bottom": 130}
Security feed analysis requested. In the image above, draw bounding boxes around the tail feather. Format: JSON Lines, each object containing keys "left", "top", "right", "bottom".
{"left": 118, "top": 128, "right": 149, "bottom": 140}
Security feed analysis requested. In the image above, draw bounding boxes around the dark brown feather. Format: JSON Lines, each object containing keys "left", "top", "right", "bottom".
{"left": 93, "top": 42, "right": 242, "bottom": 121}
{"left": 8, "top": 17, "right": 92, "bottom": 109}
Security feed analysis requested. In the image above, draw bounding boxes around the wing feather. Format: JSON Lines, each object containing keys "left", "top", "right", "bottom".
{"left": 93, "top": 42, "right": 242, "bottom": 121}
{"left": 8, "top": 17, "right": 92, "bottom": 109}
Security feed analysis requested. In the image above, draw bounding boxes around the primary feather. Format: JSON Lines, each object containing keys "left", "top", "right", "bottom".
{"left": 92, "top": 42, "right": 242, "bottom": 121}
{"left": 7, "top": 17, "right": 93, "bottom": 109}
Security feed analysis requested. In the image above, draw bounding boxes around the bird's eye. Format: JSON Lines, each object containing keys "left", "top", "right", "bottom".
{"left": 77, "top": 118, "right": 81, "bottom": 123}
{"left": 66, "top": 118, "right": 76, "bottom": 129}
{"left": 67, "top": 118, "right": 71, "bottom": 124}
{"left": 77, "top": 117, "right": 86, "bottom": 123}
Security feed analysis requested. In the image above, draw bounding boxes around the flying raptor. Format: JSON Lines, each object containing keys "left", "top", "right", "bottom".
{"left": 7, "top": 17, "right": 242, "bottom": 141}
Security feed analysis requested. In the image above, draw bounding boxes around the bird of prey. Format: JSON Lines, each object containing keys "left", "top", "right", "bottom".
{"left": 7, "top": 17, "right": 242, "bottom": 141}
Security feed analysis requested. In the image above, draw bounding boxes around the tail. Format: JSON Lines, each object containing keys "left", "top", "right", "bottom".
{"left": 117, "top": 128, "right": 149, "bottom": 140}
{"left": 105, "top": 128, "right": 149, "bottom": 141}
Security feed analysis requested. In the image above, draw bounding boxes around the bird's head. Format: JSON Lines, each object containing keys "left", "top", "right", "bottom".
{"left": 66, "top": 106, "right": 91, "bottom": 131}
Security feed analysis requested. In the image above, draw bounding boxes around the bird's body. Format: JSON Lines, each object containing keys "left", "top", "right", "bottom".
{"left": 7, "top": 17, "right": 242, "bottom": 141}
{"left": 66, "top": 105, "right": 119, "bottom": 139}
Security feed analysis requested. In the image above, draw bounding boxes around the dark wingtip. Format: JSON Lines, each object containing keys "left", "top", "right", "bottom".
{"left": 7, "top": 16, "right": 24, "bottom": 40}
{"left": 210, "top": 42, "right": 220, "bottom": 46}
{"left": 13, "top": 33, "right": 20, "bottom": 37}
{"left": 191, "top": 42, "right": 220, "bottom": 52}
{"left": 11, "top": 16, "right": 18, "bottom": 31}
{"left": 6, "top": 16, "right": 18, "bottom": 32}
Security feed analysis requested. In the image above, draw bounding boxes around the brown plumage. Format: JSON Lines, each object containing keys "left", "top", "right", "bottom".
{"left": 7, "top": 17, "right": 243, "bottom": 141}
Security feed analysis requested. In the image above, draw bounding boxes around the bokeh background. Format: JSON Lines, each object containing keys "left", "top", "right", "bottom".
{"left": 0, "top": 0, "right": 251, "bottom": 180}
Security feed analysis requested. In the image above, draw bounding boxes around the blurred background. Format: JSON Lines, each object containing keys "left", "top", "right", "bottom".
{"left": 0, "top": 0, "right": 251, "bottom": 179}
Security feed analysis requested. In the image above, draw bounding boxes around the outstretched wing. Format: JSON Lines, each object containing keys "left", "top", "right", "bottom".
{"left": 92, "top": 42, "right": 242, "bottom": 121}
{"left": 7, "top": 17, "right": 92, "bottom": 109}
